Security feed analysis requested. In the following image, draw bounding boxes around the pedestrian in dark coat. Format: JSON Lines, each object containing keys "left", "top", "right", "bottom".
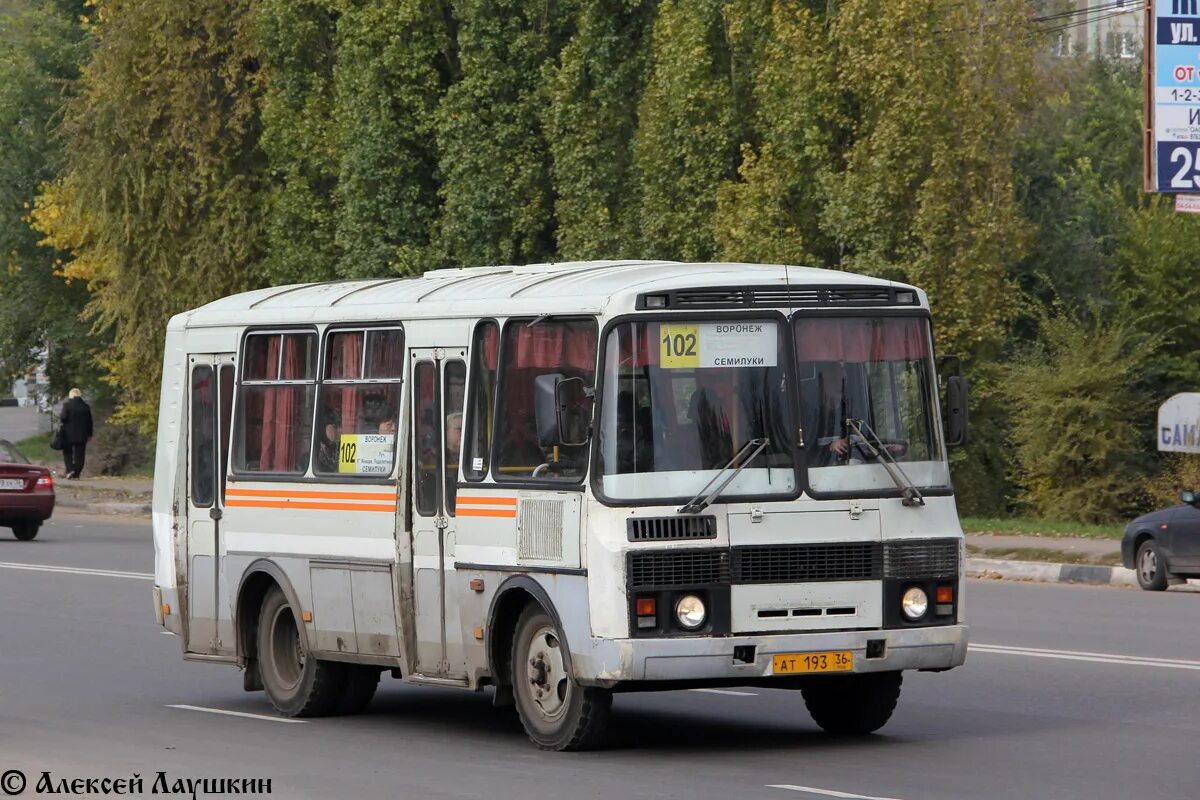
{"left": 60, "top": 388, "right": 93, "bottom": 479}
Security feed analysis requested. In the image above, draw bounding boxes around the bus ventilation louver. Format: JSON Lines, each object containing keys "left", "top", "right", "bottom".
{"left": 627, "top": 515, "right": 717, "bottom": 542}
{"left": 731, "top": 543, "right": 883, "bottom": 584}
{"left": 640, "top": 285, "right": 913, "bottom": 310}
{"left": 882, "top": 539, "right": 961, "bottom": 579}
{"left": 628, "top": 549, "right": 730, "bottom": 589}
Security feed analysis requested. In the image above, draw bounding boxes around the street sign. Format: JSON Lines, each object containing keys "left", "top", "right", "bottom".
{"left": 1158, "top": 393, "right": 1200, "bottom": 452}
{"left": 1148, "top": 0, "right": 1200, "bottom": 192}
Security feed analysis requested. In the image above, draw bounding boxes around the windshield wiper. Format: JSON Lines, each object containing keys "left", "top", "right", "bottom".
{"left": 845, "top": 419, "right": 925, "bottom": 507}
{"left": 678, "top": 438, "right": 770, "bottom": 515}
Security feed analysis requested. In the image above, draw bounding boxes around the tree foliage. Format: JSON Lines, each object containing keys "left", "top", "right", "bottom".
{"left": 0, "top": 0, "right": 96, "bottom": 395}
{"left": 633, "top": 0, "right": 737, "bottom": 261}
{"left": 32, "top": 0, "right": 268, "bottom": 426}
{"left": 545, "top": 0, "right": 653, "bottom": 259}
{"left": 1002, "top": 307, "right": 1158, "bottom": 523}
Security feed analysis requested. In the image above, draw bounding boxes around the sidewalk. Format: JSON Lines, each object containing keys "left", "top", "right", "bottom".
{"left": 54, "top": 474, "right": 152, "bottom": 515}
{"left": 965, "top": 532, "right": 1120, "bottom": 565}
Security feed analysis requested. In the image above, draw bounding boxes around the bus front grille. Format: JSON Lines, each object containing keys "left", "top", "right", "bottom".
{"left": 627, "top": 549, "right": 730, "bottom": 588}
{"left": 731, "top": 543, "right": 882, "bottom": 584}
{"left": 883, "top": 538, "right": 960, "bottom": 578}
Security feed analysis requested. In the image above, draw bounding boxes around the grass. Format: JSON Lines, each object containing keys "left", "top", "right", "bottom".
{"left": 14, "top": 431, "right": 55, "bottom": 465}
{"left": 960, "top": 515, "right": 1124, "bottom": 541}
{"left": 966, "top": 544, "right": 1122, "bottom": 567}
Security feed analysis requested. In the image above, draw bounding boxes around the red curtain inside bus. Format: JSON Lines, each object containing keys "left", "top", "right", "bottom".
{"left": 794, "top": 317, "right": 930, "bottom": 363}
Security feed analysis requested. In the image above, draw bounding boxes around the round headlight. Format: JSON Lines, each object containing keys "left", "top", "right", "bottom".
{"left": 675, "top": 595, "right": 707, "bottom": 630}
{"left": 901, "top": 586, "right": 928, "bottom": 620}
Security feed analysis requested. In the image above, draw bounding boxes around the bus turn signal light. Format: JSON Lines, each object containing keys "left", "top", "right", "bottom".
{"left": 935, "top": 585, "right": 953, "bottom": 604}
{"left": 636, "top": 598, "right": 656, "bottom": 616}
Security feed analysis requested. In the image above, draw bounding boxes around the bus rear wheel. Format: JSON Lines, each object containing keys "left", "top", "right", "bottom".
{"left": 510, "top": 604, "right": 611, "bottom": 751}
{"left": 801, "top": 671, "right": 902, "bottom": 735}
{"left": 257, "top": 586, "right": 343, "bottom": 717}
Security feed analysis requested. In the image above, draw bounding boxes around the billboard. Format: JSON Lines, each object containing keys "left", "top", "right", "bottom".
{"left": 1148, "top": 0, "right": 1200, "bottom": 192}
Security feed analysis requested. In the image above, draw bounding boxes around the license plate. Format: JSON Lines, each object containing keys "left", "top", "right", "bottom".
{"left": 772, "top": 650, "right": 854, "bottom": 674}
{"left": 0, "top": 478, "right": 25, "bottom": 490}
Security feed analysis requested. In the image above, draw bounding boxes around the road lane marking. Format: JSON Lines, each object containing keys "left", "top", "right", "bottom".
{"left": 767, "top": 784, "right": 906, "bottom": 800}
{"left": 689, "top": 688, "right": 758, "bottom": 696}
{"left": 166, "top": 704, "right": 306, "bottom": 724}
{"left": 970, "top": 643, "right": 1200, "bottom": 671}
{"left": 0, "top": 561, "right": 152, "bottom": 581}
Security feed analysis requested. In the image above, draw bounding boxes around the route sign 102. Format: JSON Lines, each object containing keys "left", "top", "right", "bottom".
{"left": 1151, "top": 0, "right": 1200, "bottom": 192}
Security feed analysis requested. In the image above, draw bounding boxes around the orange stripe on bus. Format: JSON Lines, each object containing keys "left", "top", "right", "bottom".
{"left": 455, "top": 507, "right": 518, "bottom": 518}
{"left": 225, "top": 499, "right": 395, "bottom": 513}
{"left": 226, "top": 488, "right": 395, "bottom": 501}
{"left": 455, "top": 496, "right": 517, "bottom": 506}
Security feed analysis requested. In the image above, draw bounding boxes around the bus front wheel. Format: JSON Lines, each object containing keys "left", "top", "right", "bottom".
{"left": 257, "top": 586, "right": 343, "bottom": 717}
{"left": 510, "top": 604, "right": 611, "bottom": 751}
{"left": 801, "top": 671, "right": 902, "bottom": 735}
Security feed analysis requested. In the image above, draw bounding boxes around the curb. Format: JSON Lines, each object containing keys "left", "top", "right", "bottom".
{"left": 55, "top": 495, "right": 151, "bottom": 516}
{"left": 967, "top": 557, "right": 1136, "bottom": 588}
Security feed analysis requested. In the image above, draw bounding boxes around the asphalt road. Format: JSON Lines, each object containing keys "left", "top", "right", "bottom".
{"left": 1, "top": 511, "right": 1197, "bottom": 800}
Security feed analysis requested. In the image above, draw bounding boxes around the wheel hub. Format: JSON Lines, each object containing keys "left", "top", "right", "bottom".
{"left": 525, "top": 625, "right": 569, "bottom": 720}
{"left": 1140, "top": 548, "right": 1157, "bottom": 583}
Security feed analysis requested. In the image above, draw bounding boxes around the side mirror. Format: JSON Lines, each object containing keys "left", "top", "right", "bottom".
{"left": 944, "top": 375, "right": 969, "bottom": 448}
{"left": 533, "top": 374, "right": 593, "bottom": 448}
{"left": 1180, "top": 489, "right": 1197, "bottom": 506}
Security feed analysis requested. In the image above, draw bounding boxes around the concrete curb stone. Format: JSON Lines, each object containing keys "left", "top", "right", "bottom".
{"left": 968, "top": 557, "right": 1136, "bottom": 587}
{"left": 56, "top": 495, "right": 151, "bottom": 516}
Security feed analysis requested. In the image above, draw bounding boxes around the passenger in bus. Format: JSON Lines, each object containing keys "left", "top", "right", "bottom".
{"left": 317, "top": 412, "right": 340, "bottom": 473}
{"left": 378, "top": 418, "right": 397, "bottom": 436}
{"left": 445, "top": 412, "right": 463, "bottom": 464}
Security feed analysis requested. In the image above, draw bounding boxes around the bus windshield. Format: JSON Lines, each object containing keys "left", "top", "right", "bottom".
{"left": 794, "top": 316, "right": 949, "bottom": 494}
{"left": 597, "top": 318, "right": 796, "bottom": 502}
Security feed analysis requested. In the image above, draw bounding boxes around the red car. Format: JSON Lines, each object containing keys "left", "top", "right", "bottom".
{"left": 0, "top": 439, "right": 54, "bottom": 540}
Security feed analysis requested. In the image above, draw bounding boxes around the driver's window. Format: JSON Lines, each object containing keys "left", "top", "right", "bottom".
{"left": 492, "top": 318, "right": 597, "bottom": 482}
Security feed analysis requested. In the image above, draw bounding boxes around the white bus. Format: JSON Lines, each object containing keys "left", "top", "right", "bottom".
{"left": 152, "top": 260, "right": 969, "bottom": 750}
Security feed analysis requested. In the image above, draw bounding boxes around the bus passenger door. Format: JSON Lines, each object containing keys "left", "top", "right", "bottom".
{"left": 185, "top": 354, "right": 236, "bottom": 656}
{"left": 409, "top": 348, "right": 467, "bottom": 677}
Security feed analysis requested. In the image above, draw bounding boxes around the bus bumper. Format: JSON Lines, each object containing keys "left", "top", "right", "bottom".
{"left": 574, "top": 624, "right": 968, "bottom": 687}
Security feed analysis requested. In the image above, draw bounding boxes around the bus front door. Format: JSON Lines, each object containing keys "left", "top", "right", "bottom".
{"left": 184, "top": 354, "right": 235, "bottom": 657}
{"left": 409, "top": 349, "right": 468, "bottom": 678}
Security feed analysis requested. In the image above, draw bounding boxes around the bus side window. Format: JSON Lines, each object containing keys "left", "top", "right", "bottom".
{"left": 493, "top": 318, "right": 597, "bottom": 481}
{"left": 444, "top": 361, "right": 466, "bottom": 513}
{"left": 233, "top": 331, "right": 317, "bottom": 475}
{"left": 413, "top": 361, "right": 439, "bottom": 514}
{"left": 463, "top": 321, "right": 499, "bottom": 481}
{"left": 313, "top": 328, "right": 404, "bottom": 477}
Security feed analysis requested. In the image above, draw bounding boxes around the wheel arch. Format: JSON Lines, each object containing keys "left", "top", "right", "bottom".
{"left": 485, "top": 575, "right": 575, "bottom": 687}
{"left": 235, "top": 559, "right": 310, "bottom": 665}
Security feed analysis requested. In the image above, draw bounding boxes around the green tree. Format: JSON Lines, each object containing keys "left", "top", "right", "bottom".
{"left": 544, "top": 0, "right": 653, "bottom": 259}
{"left": 256, "top": 0, "right": 342, "bottom": 284}
{"left": 332, "top": 0, "right": 454, "bottom": 278}
{"left": 434, "top": 0, "right": 572, "bottom": 266}
{"left": 821, "top": 0, "right": 1037, "bottom": 358}
{"left": 33, "top": 0, "right": 268, "bottom": 427}
{"left": 714, "top": 1, "right": 838, "bottom": 266}
{"left": 632, "top": 0, "right": 738, "bottom": 261}
{"left": 0, "top": 1, "right": 97, "bottom": 396}
{"left": 1002, "top": 306, "right": 1158, "bottom": 523}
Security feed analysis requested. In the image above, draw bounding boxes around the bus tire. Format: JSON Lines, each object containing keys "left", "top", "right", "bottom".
{"left": 336, "top": 666, "right": 381, "bottom": 715}
{"left": 257, "top": 586, "right": 343, "bottom": 717}
{"left": 510, "top": 604, "right": 611, "bottom": 751}
{"left": 801, "top": 671, "right": 902, "bottom": 735}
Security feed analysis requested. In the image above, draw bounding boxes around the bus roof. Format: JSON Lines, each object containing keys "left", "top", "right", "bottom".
{"left": 176, "top": 260, "right": 922, "bottom": 328}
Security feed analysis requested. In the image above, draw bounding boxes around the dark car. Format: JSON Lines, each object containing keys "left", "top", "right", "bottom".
{"left": 0, "top": 439, "right": 54, "bottom": 540}
{"left": 1122, "top": 490, "right": 1200, "bottom": 590}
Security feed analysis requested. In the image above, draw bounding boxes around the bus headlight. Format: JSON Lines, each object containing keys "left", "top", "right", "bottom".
{"left": 901, "top": 586, "right": 928, "bottom": 620}
{"left": 675, "top": 595, "right": 707, "bottom": 630}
